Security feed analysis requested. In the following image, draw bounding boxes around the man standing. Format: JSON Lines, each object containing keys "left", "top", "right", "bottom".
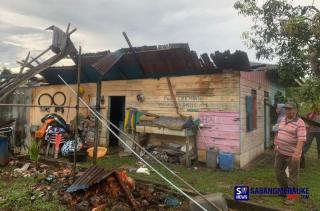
{"left": 274, "top": 101, "right": 306, "bottom": 205}
{"left": 301, "top": 104, "right": 320, "bottom": 168}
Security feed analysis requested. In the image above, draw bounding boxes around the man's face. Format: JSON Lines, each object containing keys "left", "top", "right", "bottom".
{"left": 285, "top": 107, "right": 297, "bottom": 119}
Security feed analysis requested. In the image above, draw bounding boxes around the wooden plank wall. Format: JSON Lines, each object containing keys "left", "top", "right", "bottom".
{"left": 100, "top": 73, "right": 241, "bottom": 151}
{"left": 101, "top": 74, "right": 240, "bottom": 116}
{"left": 29, "top": 83, "right": 97, "bottom": 126}
{"left": 197, "top": 111, "right": 240, "bottom": 154}
{"left": 239, "top": 71, "right": 283, "bottom": 167}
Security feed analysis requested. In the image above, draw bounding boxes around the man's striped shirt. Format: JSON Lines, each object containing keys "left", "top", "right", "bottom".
{"left": 274, "top": 117, "right": 306, "bottom": 156}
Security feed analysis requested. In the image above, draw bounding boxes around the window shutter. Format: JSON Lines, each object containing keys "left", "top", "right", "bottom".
{"left": 246, "top": 96, "right": 253, "bottom": 132}
{"left": 253, "top": 95, "right": 257, "bottom": 129}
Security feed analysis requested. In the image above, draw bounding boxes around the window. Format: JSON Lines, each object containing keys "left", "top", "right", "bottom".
{"left": 252, "top": 90, "right": 257, "bottom": 129}
{"left": 246, "top": 89, "right": 257, "bottom": 132}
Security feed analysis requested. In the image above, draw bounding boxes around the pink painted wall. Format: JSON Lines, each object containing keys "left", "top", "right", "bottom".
{"left": 197, "top": 111, "right": 240, "bottom": 153}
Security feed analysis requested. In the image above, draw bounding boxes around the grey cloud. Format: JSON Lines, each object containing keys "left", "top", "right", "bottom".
{"left": 0, "top": 22, "right": 42, "bottom": 37}
{"left": 0, "top": 41, "right": 28, "bottom": 67}
{"left": 0, "top": 0, "right": 267, "bottom": 68}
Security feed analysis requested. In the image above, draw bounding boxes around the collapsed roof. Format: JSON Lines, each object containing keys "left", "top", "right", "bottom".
{"left": 39, "top": 44, "right": 260, "bottom": 84}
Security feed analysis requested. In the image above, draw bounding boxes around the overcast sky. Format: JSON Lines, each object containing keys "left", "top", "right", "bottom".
{"left": 0, "top": 0, "right": 318, "bottom": 69}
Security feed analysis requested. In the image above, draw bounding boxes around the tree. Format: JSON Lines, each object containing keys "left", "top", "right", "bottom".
{"left": 234, "top": 0, "right": 320, "bottom": 86}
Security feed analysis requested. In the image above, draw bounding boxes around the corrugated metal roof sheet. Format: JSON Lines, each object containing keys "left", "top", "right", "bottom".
{"left": 67, "top": 165, "right": 113, "bottom": 192}
{"left": 39, "top": 46, "right": 209, "bottom": 84}
{"left": 66, "top": 165, "right": 138, "bottom": 210}
{"left": 39, "top": 45, "right": 263, "bottom": 85}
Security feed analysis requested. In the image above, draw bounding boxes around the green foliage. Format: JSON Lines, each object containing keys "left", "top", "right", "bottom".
{"left": 286, "top": 78, "right": 320, "bottom": 115}
{"left": 234, "top": 0, "right": 320, "bottom": 87}
{"left": 27, "top": 139, "right": 41, "bottom": 162}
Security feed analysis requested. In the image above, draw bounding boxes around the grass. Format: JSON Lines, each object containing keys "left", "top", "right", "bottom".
{"left": 1, "top": 142, "right": 319, "bottom": 210}
{"left": 0, "top": 169, "right": 66, "bottom": 211}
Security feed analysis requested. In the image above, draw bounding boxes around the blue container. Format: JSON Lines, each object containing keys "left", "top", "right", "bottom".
{"left": 218, "top": 151, "right": 234, "bottom": 171}
{"left": 0, "top": 137, "right": 9, "bottom": 166}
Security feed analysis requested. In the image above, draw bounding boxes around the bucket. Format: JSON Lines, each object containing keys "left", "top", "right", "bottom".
{"left": 206, "top": 148, "right": 218, "bottom": 169}
{"left": 87, "top": 147, "right": 107, "bottom": 159}
{"left": 0, "top": 136, "right": 9, "bottom": 166}
{"left": 218, "top": 151, "right": 234, "bottom": 171}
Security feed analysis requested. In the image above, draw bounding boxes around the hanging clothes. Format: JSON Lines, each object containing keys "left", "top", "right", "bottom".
{"left": 124, "top": 110, "right": 130, "bottom": 131}
{"left": 45, "top": 126, "right": 66, "bottom": 142}
{"left": 35, "top": 118, "right": 55, "bottom": 139}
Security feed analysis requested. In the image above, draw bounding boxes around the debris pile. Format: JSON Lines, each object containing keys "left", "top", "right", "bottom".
{"left": 0, "top": 160, "right": 74, "bottom": 205}
{"left": 141, "top": 144, "right": 195, "bottom": 164}
{"left": 1, "top": 160, "right": 186, "bottom": 210}
{"left": 62, "top": 165, "right": 183, "bottom": 210}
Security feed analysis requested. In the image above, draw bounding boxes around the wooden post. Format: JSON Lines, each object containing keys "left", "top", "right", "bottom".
{"left": 73, "top": 46, "right": 81, "bottom": 181}
{"left": 93, "top": 79, "right": 102, "bottom": 164}
{"left": 186, "top": 135, "right": 190, "bottom": 167}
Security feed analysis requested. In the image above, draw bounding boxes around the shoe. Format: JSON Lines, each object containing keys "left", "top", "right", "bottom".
{"left": 284, "top": 199, "right": 296, "bottom": 206}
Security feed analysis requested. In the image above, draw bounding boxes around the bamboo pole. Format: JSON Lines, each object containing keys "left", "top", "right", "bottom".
{"left": 73, "top": 46, "right": 81, "bottom": 181}
{"left": 93, "top": 80, "right": 101, "bottom": 164}
{"left": 0, "top": 103, "right": 105, "bottom": 109}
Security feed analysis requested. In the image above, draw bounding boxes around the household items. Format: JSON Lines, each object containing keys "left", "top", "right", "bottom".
{"left": 218, "top": 152, "right": 234, "bottom": 171}
{"left": 61, "top": 139, "right": 83, "bottom": 156}
{"left": 124, "top": 108, "right": 143, "bottom": 131}
{"left": 41, "top": 113, "right": 68, "bottom": 130}
{"left": 0, "top": 136, "right": 9, "bottom": 166}
{"left": 153, "top": 116, "right": 194, "bottom": 130}
{"left": 36, "top": 113, "right": 67, "bottom": 139}
{"left": 37, "top": 91, "right": 66, "bottom": 113}
{"left": 36, "top": 114, "right": 72, "bottom": 158}
{"left": 0, "top": 119, "right": 14, "bottom": 153}
{"left": 140, "top": 144, "right": 192, "bottom": 164}
{"left": 87, "top": 146, "right": 107, "bottom": 159}
{"left": 78, "top": 115, "right": 96, "bottom": 147}
{"left": 138, "top": 115, "right": 194, "bottom": 131}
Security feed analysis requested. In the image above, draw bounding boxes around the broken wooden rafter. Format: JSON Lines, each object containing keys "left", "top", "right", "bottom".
{"left": 122, "top": 32, "right": 147, "bottom": 77}
{"left": 0, "top": 24, "right": 78, "bottom": 102}
{"left": 16, "top": 51, "right": 30, "bottom": 79}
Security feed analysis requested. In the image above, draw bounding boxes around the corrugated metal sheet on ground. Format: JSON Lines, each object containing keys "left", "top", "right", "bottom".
{"left": 67, "top": 165, "right": 113, "bottom": 192}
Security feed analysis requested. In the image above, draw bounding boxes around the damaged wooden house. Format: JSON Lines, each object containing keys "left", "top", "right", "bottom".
{"left": 0, "top": 26, "right": 285, "bottom": 169}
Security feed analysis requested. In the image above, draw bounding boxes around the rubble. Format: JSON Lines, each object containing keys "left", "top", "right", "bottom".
{"left": 140, "top": 144, "right": 195, "bottom": 165}
{"left": 64, "top": 165, "right": 186, "bottom": 210}
{"left": 14, "top": 162, "right": 30, "bottom": 173}
{"left": 1, "top": 160, "right": 187, "bottom": 210}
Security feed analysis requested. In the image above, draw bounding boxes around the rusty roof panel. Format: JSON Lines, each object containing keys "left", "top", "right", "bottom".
{"left": 39, "top": 45, "right": 216, "bottom": 84}
{"left": 95, "top": 48, "right": 203, "bottom": 79}
{"left": 67, "top": 165, "right": 113, "bottom": 192}
{"left": 92, "top": 50, "right": 124, "bottom": 76}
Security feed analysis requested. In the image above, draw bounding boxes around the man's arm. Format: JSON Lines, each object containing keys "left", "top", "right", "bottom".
{"left": 293, "top": 119, "right": 307, "bottom": 159}
{"left": 293, "top": 141, "right": 304, "bottom": 158}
